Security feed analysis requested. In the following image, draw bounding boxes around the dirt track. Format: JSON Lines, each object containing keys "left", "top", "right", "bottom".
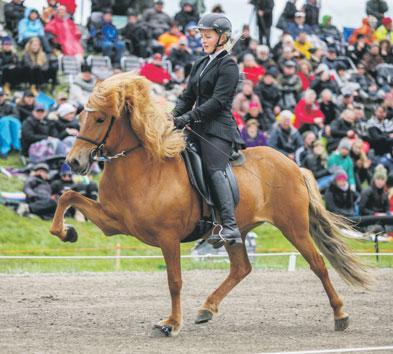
{"left": 1, "top": 269, "right": 392, "bottom": 354}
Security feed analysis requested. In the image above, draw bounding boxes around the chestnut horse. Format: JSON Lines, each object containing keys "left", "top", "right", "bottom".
{"left": 50, "top": 73, "right": 371, "bottom": 337}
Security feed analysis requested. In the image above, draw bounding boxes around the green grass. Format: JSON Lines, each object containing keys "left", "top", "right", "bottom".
{"left": 1, "top": 152, "right": 393, "bottom": 273}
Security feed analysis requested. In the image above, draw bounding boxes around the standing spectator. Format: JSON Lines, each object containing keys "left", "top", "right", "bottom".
{"left": 328, "top": 138, "right": 356, "bottom": 190}
{"left": 179, "top": 0, "right": 205, "bottom": 16}
{"left": 21, "top": 37, "right": 51, "bottom": 95}
{"left": 57, "top": 0, "right": 76, "bottom": 15}
{"left": 276, "top": 0, "right": 297, "bottom": 31}
{"left": 16, "top": 90, "right": 35, "bottom": 122}
{"left": 45, "top": 5, "right": 84, "bottom": 57}
{"left": 375, "top": 17, "right": 393, "bottom": 44}
{"left": 233, "top": 80, "right": 261, "bottom": 119}
{"left": 277, "top": 60, "right": 302, "bottom": 110}
{"left": 360, "top": 164, "right": 389, "bottom": 216}
{"left": 158, "top": 22, "right": 184, "bottom": 55}
{"left": 325, "top": 171, "right": 356, "bottom": 217}
{"left": 0, "top": 88, "right": 20, "bottom": 158}
{"left": 142, "top": 0, "right": 172, "bottom": 38}
{"left": 268, "top": 109, "right": 303, "bottom": 160}
{"left": 69, "top": 64, "right": 97, "bottom": 110}
{"left": 174, "top": 2, "right": 200, "bottom": 33}
{"left": 366, "top": 0, "right": 389, "bottom": 24}
{"left": 303, "top": 0, "right": 320, "bottom": 30}
{"left": 294, "top": 89, "right": 325, "bottom": 132}
{"left": 286, "top": 12, "right": 313, "bottom": 39}
{"left": 18, "top": 9, "right": 51, "bottom": 54}
{"left": 242, "top": 53, "right": 265, "bottom": 87}
{"left": 0, "top": 37, "right": 21, "bottom": 94}
{"left": 4, "top": 0, "right": 25, "bottom": 36}
{"left": 252, "top": 0, "right": 274, "bottom": 47}
{"left": 233, "top": 25, "right": 253, "bottom": 58}
{"left": 240, "top": 118, "right": 268, "bottom": 148}
{"left": 121, "top": 9, "right": 151, "bottom": 58}
{"left": 139, "top": 53, "right": 171, "bottom": 86}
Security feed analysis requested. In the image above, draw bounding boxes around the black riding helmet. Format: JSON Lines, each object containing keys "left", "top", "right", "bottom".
{"left": 197, "top": 13, "right": 232, "bottom": 53}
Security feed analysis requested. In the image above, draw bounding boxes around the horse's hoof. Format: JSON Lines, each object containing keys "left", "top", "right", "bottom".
{"left": 64, "top": 224, "right": 78, "bottom": 243}
{"left": 195, "top": 309, "right": 213, "bottom": 324}
{"left": 153, "top": 324, "right": 173, "bottom": 337}
{"left": 335, "top": 316, "right": 350, "bottom": 331}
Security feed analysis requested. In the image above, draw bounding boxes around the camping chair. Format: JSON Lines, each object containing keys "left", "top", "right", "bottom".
{"left": 58, "top": 55, "right": 81, "bottom": 85}
{"left": 120, "top": 56, "right": 144, "bottom": 72}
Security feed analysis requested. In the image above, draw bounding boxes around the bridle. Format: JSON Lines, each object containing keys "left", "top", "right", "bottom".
{"left": 76, "top": 106, "right": 143, "bottom": 163}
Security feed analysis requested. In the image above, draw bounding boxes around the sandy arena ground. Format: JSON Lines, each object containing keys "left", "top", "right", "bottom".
{"left": 1, "top": 269, "right": 392, "bottom": 354}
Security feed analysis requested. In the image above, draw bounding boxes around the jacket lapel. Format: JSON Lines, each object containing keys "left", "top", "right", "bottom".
{"left": 199, "top": 50, "right": 228, "bottom": 80}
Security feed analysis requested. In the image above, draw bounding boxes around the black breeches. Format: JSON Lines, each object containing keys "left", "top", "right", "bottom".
{"left": 198, "top": 134, "right": 232, "bottom": 176}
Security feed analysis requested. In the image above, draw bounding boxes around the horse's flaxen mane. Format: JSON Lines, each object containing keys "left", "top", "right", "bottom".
{"left": 86, "top": 72, "right": 185, "bottom": 161}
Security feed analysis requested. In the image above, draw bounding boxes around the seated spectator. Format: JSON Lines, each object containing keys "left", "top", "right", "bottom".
{"left": 16, "top": 91, "right": 36, "bottom": 122}
{"left": 322, "top": 47, "right": 339, "bottom": 70}
{"left": 139, "top": 53, "right": 171, "bottom": 86}
{"left": 0, "top": 37, "right": 21, "bottom": 94}
{"left": 120, "top": 8, "right": 151, "bottom": 58}
{"left": 174, "top": 2, "right": 200, "bottom": 33}
{"left": 158, "top": 23, "right": 184, "bottom": 55}
{"left": 185, "top": 22, "right": 202, "bottom": 55}
{"left": 295, "top": 130, "right": 316, "bottom": 166}
{"left": 362, "top": 42, "right": 384, "bottom": 78}
{"left": 240, "top": 118, "right": 268, "bottom": 148}
{"left": 337, "top": 88, "right": 355, "bottom": 112}
{"left": 349, "top": 62, "right": 376, "bottom": 95}
{"left": 286, "top": 12, "right": 313, "bottom": 39}
{"left": 90, "top": 8, "right": 125, "bottom": 65}
{"left": 327, "top": 109, "right": 356, "bottom": 152}
{"left": 367, "top": 105, "right": 393, "bottom": 170}
{"left": 69, "top": 64, "right": 97, "bottom": 110}
{"left": 4, "top": 0, "right": 26, "bottom": 36}
{"left": 18, "top": 9, "right": 51, "bottom": 54}
{"left": 276, "top": 0, "right": 297, "bottom": 31}
{"left": 349, "top": 18, "right": 377, "bottom": 46}
{"left": 0, "top": 88, "right": 21, "bottom": 158}
{"left": 360, "top": 164, "right": 389, "bottom": 216}
{"left": 303, "top": 139, "right": 332, "bottom": 190}
{"left": 142, "top": 0, "right": 172, "bottom": 38}
{"left": 325, "top": 171, "right": 356, "bottom": 217}
{"left": 379, "top": 39, "right": 393, "bottom": 64}
{"left": 297, "top": 59, "right": 312, "bottom": 91}
{"left": 310, "top": 66, "right": 339, "bottom": 96}
{"left": 319, "top": 89, "right": 339, "bottom": 125}
{"left": 351, "top": 139, "right": 372, "bottom": 191}
{"left": 319, "top": 15, "right": 341, "bottom": 44}
{"left": 328, "top": 138, "right": 356, "bottom": 190}
{"left": 168, "top": 38, "right": 193, "bottom": 73}
{"left": 21, "top": 37, "right": 52, "bottom": 95}
{"left": 241, "top": 53, "right": 265, "bottom": 87}
{"left": 272, "top": 34, "right": 294, "bottom": 63}
{"left": 45, "top": 5, "right": 84, "bottom": 57}
{"left": 255, "top": 45, "right": 276, "bottom": 70}
{"left": 268, "top": 110, "right": 303, "bottom": 160}
{"left": 233, "top": 80, "right": 261, "bottom": 119}
{"left": 243, "top": 102, "right": 270, "bottom": 133}
{"left": 375, "top": 17, "right": 393, "bottom": 44}
{"left": 385, "top": 92, "right": 393, "bottom": 120}
{"left": 294, "top": 32, "right": 313, "bottom": 60}
{"left": 347, "top": 34, "right": 369, "bottom": 66}
{"left": 255, "top": 68, "right": 281, "bottom": 126}
{"left": 51, "top": 103, "right": 79, "bottom": 152}
{"left": 41, "top": 0, "right": 58, "bottom": 24}
{"left": 277, "top": 46, "right": 295, "bottom": 71}
{"left": 17, "top": 162, "right": 57, "bottom": 219}
{"left": 21, "top": 103, "right": 64, "bottom": 161}
{"left": 277, "top": 60, "right": 302, "bottom": 110}
{"left": 294, "top": 89, "right": 325, "bottom": 132}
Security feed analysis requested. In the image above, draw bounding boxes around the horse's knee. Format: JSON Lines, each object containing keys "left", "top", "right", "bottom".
{"left": 231, "top": 263, "right": 252, "bottom": 280}
{"left": 58, "top": 189, "right": 77, "bottom": 205}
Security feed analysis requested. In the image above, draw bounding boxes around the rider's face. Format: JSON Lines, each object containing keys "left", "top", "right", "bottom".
{"left": 200, "top": 29, "right": 221, "bottom": 54}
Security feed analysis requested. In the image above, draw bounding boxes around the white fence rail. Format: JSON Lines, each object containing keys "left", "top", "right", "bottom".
{"left": 0, "top": 253, "right": 392, "bottom": 271}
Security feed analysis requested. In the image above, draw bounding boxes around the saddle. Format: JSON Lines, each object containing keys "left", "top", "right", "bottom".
{"left": 180, "top": 142, "right": 244, "bottom": 243}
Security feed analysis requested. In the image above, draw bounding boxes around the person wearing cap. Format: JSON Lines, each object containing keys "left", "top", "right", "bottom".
{"left": 360, "top": 164, "right": 389, "bottom": 216}
{"left": 17, "top": 9, "right": 51, "bottom": 53}
{"left": 375, "top": 17, "right": 393, "bottom": 44}
{"left": 185, "top": 21, "right": 202, "bottom": 55}
{"left": 324, "top": 170, "right": 356, "bottom": 217}
{"left": 0, "top": 37, "right": 21, "bottom": 95}
{"left": 16, "top": 90, "right": 35, "bottom": 122}
{"left": 18, "top": 162, "right": 58, "bottom": 219}
{"left": 168, "top": 38, "right": 194, "bottom": 73}
{"left": 328, "top": 138, "right": 356, "bottom": 190}
{"left": 51, "top": 103, "right": 79, "bottom": 142}
{"left": 277, "top": 60, "right": 302, "bottom": 110}
{"left": 142, "top": 1, "right": 172, "bottom": 38}
{"left": 319, "top": 15, "right": 341, "bottom": 44}
{"left": 120, "top": 8, "right": 150, "bottom": 58}
{"left": 175, "top": 2, "right": 200, "bottom": 33}
{"left": 139, "top": 52, "right": 171, "bottom": 85}
{"left": 366, "top": 0, "right": 389, "bottom": 25}
{"left": 69, "top": 64, "right": 97, "bottom": 110}
{"left": 286, "top": 11, "right": 313, "bottom": 39}
{"left": 243, "top": 101, "right": 270, "bottom": 132}
{"left": 172, "top": 13, "right": 245, "bottom": 247}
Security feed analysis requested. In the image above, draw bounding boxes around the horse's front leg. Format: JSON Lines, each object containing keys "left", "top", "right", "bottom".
{"left": 154, "top": 237, "right": 183, "bottom": 337}
{"left": 50, "top": 190, "right": 123, "bottom": 242}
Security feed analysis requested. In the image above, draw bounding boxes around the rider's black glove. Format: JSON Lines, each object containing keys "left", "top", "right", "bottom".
{"left": 174, "top": 113, "right": 192, "bottom": 129}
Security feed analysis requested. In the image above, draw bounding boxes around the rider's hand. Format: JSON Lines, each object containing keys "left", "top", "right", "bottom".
{"left": 174, "top": 114, "right": 191, "bottom": 129}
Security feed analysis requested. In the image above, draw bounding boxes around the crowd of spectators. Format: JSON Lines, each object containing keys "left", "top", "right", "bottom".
{"left": 0, "top": 0, "right": 393, "bottom": 233}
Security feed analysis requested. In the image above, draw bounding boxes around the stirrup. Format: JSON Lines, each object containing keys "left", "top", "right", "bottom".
{"left": 207, "top": 223, "right": 226, "bottom": 249}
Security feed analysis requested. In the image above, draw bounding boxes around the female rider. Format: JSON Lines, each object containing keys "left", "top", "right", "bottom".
{"left": 172, "top": 13, "right": 244, "bottom": 248}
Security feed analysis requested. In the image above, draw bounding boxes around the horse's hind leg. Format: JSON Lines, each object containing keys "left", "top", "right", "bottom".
{"left": 50, "top": 190, "right": 123, "bottom": 242}
{"left": 278, "top": 221, "right": 349, "bottom": 331}
{"left": 195, "top": 239, "right": 252, "bottom": 324}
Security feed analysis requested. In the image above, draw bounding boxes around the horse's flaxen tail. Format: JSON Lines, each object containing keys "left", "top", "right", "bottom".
{"left": 301, "top": 168, "right": 374, "bottom": 289}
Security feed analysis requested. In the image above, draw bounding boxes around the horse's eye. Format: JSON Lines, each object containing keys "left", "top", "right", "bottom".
{"left": 96, "top": 118, "right": 105, "bottom": 124}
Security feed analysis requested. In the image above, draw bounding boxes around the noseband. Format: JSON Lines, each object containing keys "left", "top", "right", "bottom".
{"left": 76, "top": 107, "right": 142, "bottom": 162}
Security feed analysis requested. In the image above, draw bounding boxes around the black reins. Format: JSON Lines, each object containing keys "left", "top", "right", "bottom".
{"left": 76, "top": 115, "right": 143, "bottom": 163}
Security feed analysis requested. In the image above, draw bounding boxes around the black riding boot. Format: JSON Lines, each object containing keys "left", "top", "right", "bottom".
{"left": 207, "top": 170, "right": 243, "bottom": 249}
